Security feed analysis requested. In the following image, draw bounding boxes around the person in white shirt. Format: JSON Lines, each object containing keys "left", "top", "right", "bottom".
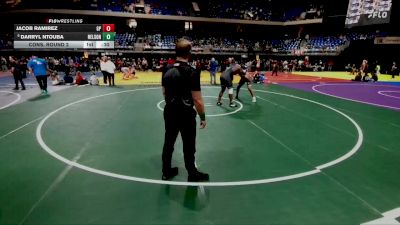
{"left": 104, "top": 57, "right": 116, "bottom": 86}
{"left": 100, "top": 56, "right": 108, "bottom": 85}
{"left": 50, "top": 71, "right": 64, "bottom": 86}
{"left": 89, "top": 73, "right": 99, "bottom": 85}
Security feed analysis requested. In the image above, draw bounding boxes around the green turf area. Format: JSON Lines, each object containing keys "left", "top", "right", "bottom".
{"left": 0, "top": 84, "right": 399, "bottom": 225}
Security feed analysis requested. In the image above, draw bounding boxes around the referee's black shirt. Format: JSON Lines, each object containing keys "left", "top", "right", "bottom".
{"left": 162, "top": 61, "right": 201, "bottom": 108}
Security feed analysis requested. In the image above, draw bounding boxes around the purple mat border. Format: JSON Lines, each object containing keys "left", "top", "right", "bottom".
{"left": 278, "top": 82, "right": 400, "bottom": 111}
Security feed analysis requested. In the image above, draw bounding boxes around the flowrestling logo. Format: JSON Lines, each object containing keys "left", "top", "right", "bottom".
{"left": 47, "top": 19, "right": 84, "bottom": 24}
{"left": 367, "top": 11, "right": 389, "bottom": 19}
{"left": 345, "top": 0, "right": 392, "bottom": 27}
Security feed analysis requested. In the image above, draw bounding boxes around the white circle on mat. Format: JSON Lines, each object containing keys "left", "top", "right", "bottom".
{"left": 377, "top": 91, "right": 400, "bottom": 100}
{"left": 0, "top": 91, "right": 21, "bottom": 110}
{"left": 156, "top": 96, "right": 243, "bottom": 117}
{"left": 36, "top": 87, "right": 363, "bottom": 187}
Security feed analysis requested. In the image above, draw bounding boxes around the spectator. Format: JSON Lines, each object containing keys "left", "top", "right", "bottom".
{"left": 104, "top": 57, "right": 116, "bottom": 86}
{"left": 360, "top": 59, "right": 368, "bottom": 75}
{"left": 50, "top": 71, "right": 64, "bottom": 86}
{"left": 375, "top": 63, "right": 381, "bottom": 75}
{"left": 9, "top": 56, "right": 25, "bottom": 90}
{"left": 28, "top": 55, "right": 50, "bottom": 94}
{"left": 75, "top": 71, "right": 89, "bottom": 85}
{"left": 1, "top": 56, "right": 7, "bottom": 71}
{"left": 167, "top": 58, "right": 175, "bottom": 65}
{"left": 362, "top": 73, "right": 371, "bottom": 82}
{"left": 391, "top": 62, "right": 398, "bottom": 79}
{"left": 100, "top": 56, "right": 108, "bottom": 85}
{"left": 371, "top": 72, "right": 378, "bottom": 82}
{"left": 141, "top": 58, "right": 148, "bottom": 71}
{"left": 89, "top": 73, "right": 100, "bottom": 85}
{"left": 208, "top": 58, "right": 218, "bottom": 85}
{"left": 351, "top": 64, "right": 357, "bottom": 75}
{"left": 352, "top": 71, "right": 362, "bottom": 82}
{"left": 63, "top": 72, "right": 74, "bottom": 85}
{"left": 345, "top": 64, "right": 352, "bottom": 72}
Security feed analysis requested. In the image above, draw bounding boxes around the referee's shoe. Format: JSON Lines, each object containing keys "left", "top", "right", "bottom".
{"left": 188, "top": 171, "right": 209, "bottom": 182}
{"left": 162, "top": 167, "right": 178, "bottom": 180}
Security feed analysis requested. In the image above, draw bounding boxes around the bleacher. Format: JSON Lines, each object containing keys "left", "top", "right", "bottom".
{"left": 200, "top": 1, "right": 274, "bottom": 21}
{"left": 0, "top": 33, "right": 13, "bottom": 49}
{"left": 98, "top": 0, "right": 135, "bottom": 12}
{"left": 145, "top": 0, "right": 188, "bottom": 16}
{"left": 346, "top": 33, "right": 376, "bottom": 41}
{"left": 4, "top": 0, "right": 324, "bottom": 22}
{"left": 143, "top": 34, "right": 177, "bottom": 50}
{"left": 198, "top": 0, "right": 323, "bottom": 21}
{"left": 271, "top": 39, "right": 301, "bottom": 52}
{"left": 307, "top": 37, "right": 346, "bottom": 51}
{"left": 114, "top": 32, "right": 350, "bottom": 54}
{"left": 115, "top": 33, "right": 137, "bottom": 49}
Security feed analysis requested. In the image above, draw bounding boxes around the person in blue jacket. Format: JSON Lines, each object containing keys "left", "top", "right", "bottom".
{"left": 28, "top": 56, "right": 51, "bottom": 94}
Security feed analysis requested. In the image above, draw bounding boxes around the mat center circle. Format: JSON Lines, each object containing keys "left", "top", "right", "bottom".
{"left": 36, "top": 87, "right": 363, "bottom": 187}
{"left": 157, "top": 96, "right": 243, "bottom": 117}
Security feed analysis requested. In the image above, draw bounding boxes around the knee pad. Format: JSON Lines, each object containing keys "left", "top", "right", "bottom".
{"left": 228, "top": 88, "right": 234, "bottom": 94}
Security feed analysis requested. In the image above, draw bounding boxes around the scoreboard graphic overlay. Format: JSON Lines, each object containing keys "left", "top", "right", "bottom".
{"left": 345, "top": 0, "right": 392, "bottom": 28}
{"left": 14, "top": 24, "right": 115, "bottom": 49}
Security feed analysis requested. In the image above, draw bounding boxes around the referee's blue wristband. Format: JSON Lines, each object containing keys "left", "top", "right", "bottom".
{"left": 199, "top": 113, "right": 206, "bottom": 121}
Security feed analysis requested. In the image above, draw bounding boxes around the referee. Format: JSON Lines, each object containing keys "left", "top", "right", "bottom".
{"left": 161, "top": 38, "right": 209, "bottom": 182}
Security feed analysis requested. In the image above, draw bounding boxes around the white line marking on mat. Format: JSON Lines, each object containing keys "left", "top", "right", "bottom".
{"left": 19, "top": 145, "right": 89, "bottom": 225}
{"left": 362, "top": 208, "right": 400, "bottom": 225}
{"left": 256, "top": 96, "right": 355, "bottom": 137}
{"left": 0, "top": 91, "right": 21, "bottom": 110}
{"left": 253, "top": 94, "right": 380, "bottom": 216}
{"left": 248, "top": 120, "right": 317, "bottom": 168}
{"left": 257, "top": 96, "right": 395, "bottom": 153}
{"left": 255, "top": 89, "right": 364, "bottom": 171}
{"left": 322, "top": 171, "right": 383, "bottom": 216}
{"left": 194, "top": 162, "right": 206, "bottom": 197}
{"left": 331, "top": 105, "right": 400, "bottom": 128}
{"left": 157, "top": 96, "right": 243, "bottom": 117}
{"left": 0, "top": 116, "right": 44, "bottom": 141}
{"left": 376, "top": 145, "right": 393, "bottom": 153}
{"left": 377, "top": 91, "right": 400, "bottom": 100}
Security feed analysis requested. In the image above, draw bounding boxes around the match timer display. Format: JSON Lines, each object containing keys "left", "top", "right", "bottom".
{"left": 14, "top": 24, "right": 116, "bottom": 49}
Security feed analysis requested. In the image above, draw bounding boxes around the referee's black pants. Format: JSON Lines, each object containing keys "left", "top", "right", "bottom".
{"left": 162, "top": 104, "right": 197, "bottom": 174}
